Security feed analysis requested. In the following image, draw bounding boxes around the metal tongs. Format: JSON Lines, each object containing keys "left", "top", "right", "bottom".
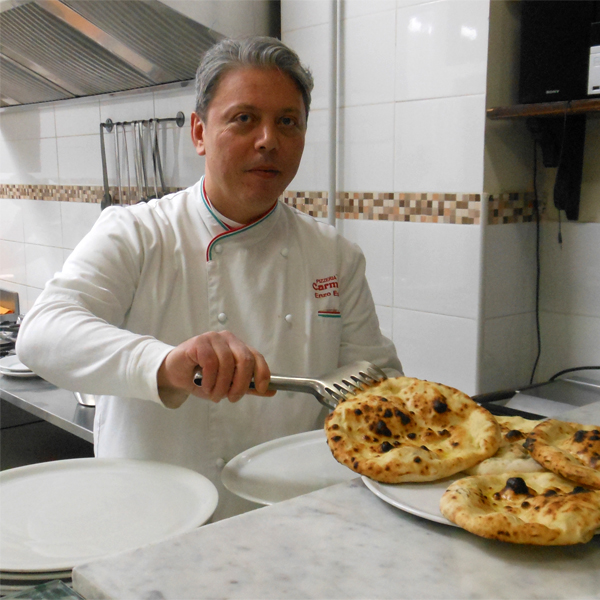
{"left": 193, "top": 360, "right": 387, "bottom": 410}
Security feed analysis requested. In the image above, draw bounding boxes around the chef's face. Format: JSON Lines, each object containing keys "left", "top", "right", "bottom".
{"left": 191, "top": 66, "right": 307, "bottom": 224}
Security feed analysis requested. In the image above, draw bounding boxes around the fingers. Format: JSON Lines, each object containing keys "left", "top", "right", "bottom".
{"left": 188, "top": 332, "right": 271, "bottom": 403}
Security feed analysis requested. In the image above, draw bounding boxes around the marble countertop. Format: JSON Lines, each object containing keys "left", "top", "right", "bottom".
{"left": 72, "top": 403, "right": 600, "bottom": 600}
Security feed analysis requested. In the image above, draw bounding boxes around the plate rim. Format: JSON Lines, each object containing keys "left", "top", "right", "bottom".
{"left": 222, "top": 428, "right": 354, "bottom": 506}
{"left": 0, "top": 457, "right": 218, "bottom": 572}
{"left": 361, "top": 475, "right": 458, "bottom": 527}
{"left": 0, "top": 356, "right": 31, "bottom": 372}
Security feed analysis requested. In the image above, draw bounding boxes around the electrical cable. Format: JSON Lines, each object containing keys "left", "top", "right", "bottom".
{"left": 549, "top": 366, "right": 600, "bottom": 381}
{"left": 553, "top": 104, "right": 569, "bottom": 246}
{"left": 529, "top": 140, "right": 542, "bottom": 385}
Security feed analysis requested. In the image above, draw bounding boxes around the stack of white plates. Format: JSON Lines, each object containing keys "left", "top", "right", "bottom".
{"left": 0, "top": 458, "right": 219, "bottom": 595}
{"left": 0, "top": 356, "right": 37, "bottom": 379}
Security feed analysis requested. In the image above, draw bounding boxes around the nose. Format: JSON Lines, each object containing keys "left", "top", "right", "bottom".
{"left": 255, "top": 122, "right": 278, "bottom": 152}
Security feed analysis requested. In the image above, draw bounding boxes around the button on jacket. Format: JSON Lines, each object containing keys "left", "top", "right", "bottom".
{"left": 18, "top": 177, "right": 402, "bottom": 519}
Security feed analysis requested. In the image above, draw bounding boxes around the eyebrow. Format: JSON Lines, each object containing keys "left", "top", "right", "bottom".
{"left": 225, "top": 103, "right": 303, "bottom": 115}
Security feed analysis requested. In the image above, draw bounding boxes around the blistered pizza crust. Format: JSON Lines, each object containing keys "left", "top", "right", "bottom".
{"left": 464, "top": 415, "right": 545, "bottom": 476}
{"left": 324, "top": 377, "right": 501, "bottom": 483}
{"left": 440, "top": 472, "right": 600, "bottom": 545}
{"left": 524, "top": 420, "right": 600, "bottom": 490}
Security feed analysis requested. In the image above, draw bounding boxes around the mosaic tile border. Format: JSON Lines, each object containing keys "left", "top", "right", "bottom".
{"left": 283, "top": 191, "right": 482, "bottom": 224}
{"left": 0, "top": 184, "right": 182, "bottom": 204}
{"left": 487, "top": 192, "right": 537, "bottom": 225}
{"left": 1, "top": 184, "right": 536, "bottom": 225}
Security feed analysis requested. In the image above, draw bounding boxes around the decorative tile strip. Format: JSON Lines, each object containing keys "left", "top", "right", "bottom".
{"left": 3, "top": 184, "right": 536, "bottom": 225}
{"left": 487, "top": 192, "right": 536, "bottom": 225}
{"left": 283, "top": 191, "right": 482, "bottom": 224}
{"left": 0, "top": 184, "right": 183, "bottom": 204}
{"left": 281, "top": 191, "right": 329, "bottom": 218}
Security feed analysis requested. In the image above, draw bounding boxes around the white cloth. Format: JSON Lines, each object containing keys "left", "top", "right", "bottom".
{"left": 17, "top": 178, "right": 402, "bottom": 520}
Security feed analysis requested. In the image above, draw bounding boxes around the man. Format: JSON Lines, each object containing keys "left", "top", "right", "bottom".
{"left": 17, "top": 37, "right": 402, "bottom": 520}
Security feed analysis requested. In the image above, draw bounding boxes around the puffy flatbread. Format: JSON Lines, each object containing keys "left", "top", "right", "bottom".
{"left": 324, "top": 377, "right": 501, "bottom": 483}
{"left": 524, "top": 420, "right": 600, "bottom": 489}
{"left": 464, "top": 415, "right": 545, "bottom": 476}
{"left": 440, "top": 472, "right": 600, "bottom": 545}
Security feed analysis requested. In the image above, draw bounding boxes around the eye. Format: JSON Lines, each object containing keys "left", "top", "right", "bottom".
{"left": 280, "top": 116, "right": 297, "bottom": 127}
{"left": 234, "top": 113, "right": 252, "bottom": 124}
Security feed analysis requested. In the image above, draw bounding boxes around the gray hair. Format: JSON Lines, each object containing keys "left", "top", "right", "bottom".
{"left": 195, "top": 36, "right": 313, "bottom": 121}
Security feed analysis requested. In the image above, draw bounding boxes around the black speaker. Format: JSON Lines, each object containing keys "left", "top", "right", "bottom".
{"left": 519, "top": 1, "right": 600, "bottom": 104}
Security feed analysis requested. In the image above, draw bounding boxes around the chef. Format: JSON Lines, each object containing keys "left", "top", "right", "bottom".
{"left": 17, "top": 36, "right": 402, "bottom": 520}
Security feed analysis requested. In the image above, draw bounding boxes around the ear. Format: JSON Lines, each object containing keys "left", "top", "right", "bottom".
{"left": 190, "top": 112, "right": 206, "bottom": 156}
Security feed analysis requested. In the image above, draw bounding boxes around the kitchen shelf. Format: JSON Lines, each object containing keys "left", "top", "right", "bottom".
{"left": 486, "top": 98, "right": 600, "bottom": 221}
{"left": 486, "top": 98, "right": 600, "bottom": 119}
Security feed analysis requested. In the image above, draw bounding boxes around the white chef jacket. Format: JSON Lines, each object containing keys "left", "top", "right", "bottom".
{"left": 17, "top": 177, "right": 402, "bottom": 520}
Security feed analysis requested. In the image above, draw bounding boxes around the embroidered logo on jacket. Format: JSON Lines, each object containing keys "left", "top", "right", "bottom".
{"left": 312, "top": 275, "right": 339, "bottom": 299}
{"left": 318, "top": 310, "right": 341, "bottom": 318}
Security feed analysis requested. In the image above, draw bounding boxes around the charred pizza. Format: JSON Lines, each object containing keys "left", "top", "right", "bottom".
{"left": 325, "top": 377, "right": 501, "bottom": 483}
{"left": 524, "top": 419, "right": 600, "bottom": 489}
{"left": 440, "top": 472, "right": 600, "bottom": 545}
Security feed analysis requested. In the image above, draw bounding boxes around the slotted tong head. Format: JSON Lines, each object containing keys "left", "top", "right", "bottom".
{"left": 193, "top": 360, "right": 387, "bottom": 410}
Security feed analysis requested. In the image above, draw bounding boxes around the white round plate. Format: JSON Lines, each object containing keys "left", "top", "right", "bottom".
{"left": 0, "top": 368, "right": 39, "bottom": 378}
{"left": 362, "top": 476, "right": 459, "bottom": 527}
{"left": 0, "top": 458, "right": 218, "bottom": 572}
{"left": 0, "top": 570, "right": 72, "bottom": 581}
{"left": 222, "top": 429, "right": 356, "bottom": 505}
{"left": 0, "top": 356, "right": 32, "bottom": 373}
{"left": 363, "top": 476, "right": 600, "bottom": 536}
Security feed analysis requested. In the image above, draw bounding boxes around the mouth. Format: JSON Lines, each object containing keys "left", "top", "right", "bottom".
{"left": 247, "top": 166, "right": 281, "bottom": 179}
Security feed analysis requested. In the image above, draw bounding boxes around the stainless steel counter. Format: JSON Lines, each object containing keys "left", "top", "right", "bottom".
{"left": 0, "top": 376, "right": 94, "bottom": 443}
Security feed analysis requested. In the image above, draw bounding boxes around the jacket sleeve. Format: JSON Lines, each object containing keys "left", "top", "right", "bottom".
{"left": 337, "top": 236, "right": 403, "bottom": 377}
{"left": 16, "top": 206, "right": 173, "bottom": 403}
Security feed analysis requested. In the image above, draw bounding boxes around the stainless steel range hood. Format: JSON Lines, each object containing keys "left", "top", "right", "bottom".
{"left": 0, "top": 0, "right": 238, "bottom": 107}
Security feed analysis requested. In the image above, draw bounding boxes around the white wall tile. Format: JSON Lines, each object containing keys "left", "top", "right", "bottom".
{"left": 484, "top": 223, "right": 537, "bottom": 319}
{"left": 537, "top": 312, "right": 600, "bottom": 383}
{"left": 284, "top": 23, "right": 332, "bottom": 112}
{"left": 0, "top": 138, "right": 59, "bottom": 185}
{"left": 343, "top": 0, "right": 396, "bottom": 19}
{"left": 55, "top": 100, "right": 101, "bottom": 137}
{"left": 338, "top": 103, "right": 395, "bottom": 192}
{"left": 99, "top": 93, "right": 155, "bottom": 125}
{"left": 394, "top": 94, "right": 486, "bottom": 193}
{"left": 340, "top": 219, "right": 394, "bottom": 306}
{"left": 281, "top": 0, "right": 332, "bottom": 32}
{"left": 480, "top": 312, "right": 537, "bottom": 393}
{"left": 0, "top": 105, "right": 56, "bottom": 140}
{"left": 289, "top": 108, "right": 330, "bottom": 192}
{"left": 21, "top": 200, "right": 63, "bottom": 247}
{"left": 57, "top": 135, "right": 103, "bottom": 186}
{"left": 395, "top": 0, "right": 490, "bottom": 102}
{"left": 153, "top": 85, "right": 196, "bottom": 121}
{"left": 540, "top": 222, "right": 600, "bottom": 319}
{"left": 0, "top": 199, "right": 25, "bottom": 242}
{"left": 393, "top": 307, "right": 478, "bottom": 394}
{"left": 25, "top": 286, "right": 44, "bottom": 313}
{"left": 375, "top": 304, "right": 394, "bottom": 341}
{"left": 60, "top": 202, "right": 101, "bottom": 250}
{"left": 0, "top": 240, "right": 27, "bottom": 285}
{"left": 24, "top": 244, "right": 64, "bottom": 289}
{"left": 393, "top": 221, "right": 480, "bottom": 318}
{"left": 160, "top": 124, "right": 204, "bottom": 190}
{"left": 341, "top": 9, "right": 396, "bottom": 107}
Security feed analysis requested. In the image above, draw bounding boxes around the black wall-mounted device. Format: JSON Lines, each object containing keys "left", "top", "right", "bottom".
{"left": 519, "top": 1, "right": 600, "bottom": 104}
{"left": 519, "top": 1, "right": 600, "bottom": 221}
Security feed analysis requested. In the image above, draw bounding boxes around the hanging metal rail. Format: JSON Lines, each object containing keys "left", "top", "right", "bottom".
{"left": 99, "top": 111, "right": 185, "bottom": 210}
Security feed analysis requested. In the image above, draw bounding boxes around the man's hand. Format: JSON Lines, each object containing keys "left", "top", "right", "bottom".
{"left": 157, "top": 331, "right": 273, "bottom": 408}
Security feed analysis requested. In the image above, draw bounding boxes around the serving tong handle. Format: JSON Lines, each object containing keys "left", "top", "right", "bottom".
{"left": 193, "top": 360, "right": 387, "bottom": 411}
